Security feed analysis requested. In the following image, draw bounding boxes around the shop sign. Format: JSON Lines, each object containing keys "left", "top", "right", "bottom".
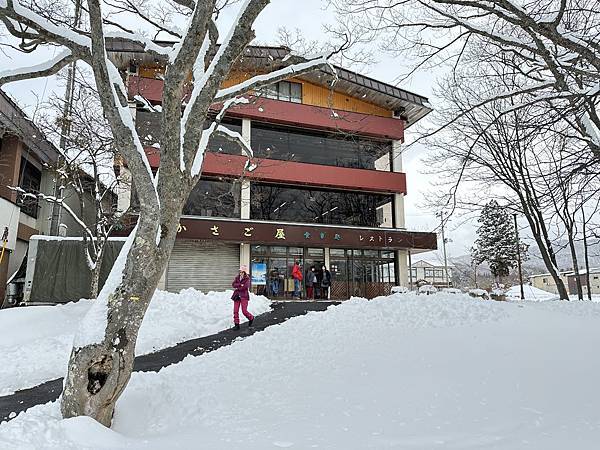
{"left": 174, "top": 218, "right": 437, "bottom": 251}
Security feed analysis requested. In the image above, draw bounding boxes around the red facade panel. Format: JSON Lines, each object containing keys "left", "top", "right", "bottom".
{"left": 145, "top": 150, "right": 407, "bottom": 194}
{"left": 225, "top": 97, "right": 404, "bottom": 141}
{"left": 127, "top": 75, "right": 404, "bottom": 141}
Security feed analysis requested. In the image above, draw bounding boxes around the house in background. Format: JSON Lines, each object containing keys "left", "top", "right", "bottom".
{"left": 410, "top": 259, "right": 454, "bottom": 288}
{"left": 1, "top": 90, "right": 122, "bottom": 307}
{"left": 567, "top": 269, "right": 600, "bottom": 296}
{"left": 529, "top": 270, "right": 573, "bottom": 294}
{"left": 0, "top": 90, "right": 60, "bottom": 301}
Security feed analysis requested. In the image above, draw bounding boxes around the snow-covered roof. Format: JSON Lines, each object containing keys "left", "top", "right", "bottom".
{"left": 569, "top": 268, "right": 600, "bottom": 276}
{"left": 411, "top": 259, "right": 454, "bottom": 268}
{"left": 529, "top": 271, "right": 574, "bottom": 278}
{"left": 105, "top": 39, "right": 432, "bottom": 127}
{"left": 0, "top": 89, "right": 59, "bottom": 164}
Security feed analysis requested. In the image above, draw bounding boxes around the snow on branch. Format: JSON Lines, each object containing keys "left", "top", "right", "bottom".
{"left": 1, "top": 0, "right": 90, "bottom": 49}
{"left": 215, "top": 54, "right": 335, "bottom": 103}
{"left": 104, "top": 31, "right": 172, "bottom": 58}
{"left": 186, "top": 96, "right": 249, "bottom": 175}
{"left": 9, "top": 186, "right": 95, "bottom": 242}
{"left": 0, "top": 48, "right": 75, "bottom": 86}
{"left": 106, "top": 60, "right": 157, "bottom": 193}
{"left": 180, "top": 33, "right": 212, "bottom": 171}
{"left": 215, "top": 124, "right": 252, "bottom": 159}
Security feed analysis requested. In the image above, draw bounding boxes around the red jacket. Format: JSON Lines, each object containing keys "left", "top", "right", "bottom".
{"left": 292, "top": 264, "right": 303, "bottom": 281}
{"left": 232, "top": 274, "right": 251, "bottom": 301}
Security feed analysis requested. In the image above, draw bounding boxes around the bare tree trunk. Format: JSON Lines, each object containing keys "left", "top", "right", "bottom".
{"left": 61, "top": 208, "right": 181, "bottom": 426}
{"left": 89, "top": 244, "right": 105, "bottom": 299}
{"left": 566, "top": 230, "right": 583, "bottom": 300}
{"left": 582, "top": 207, "right": 593, "bottom": 301}
{"left": 520, "top": 209, "right": 570, "bottom": 300}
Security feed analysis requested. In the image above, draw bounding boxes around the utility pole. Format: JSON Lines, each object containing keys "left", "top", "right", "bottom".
{"left": 50, "top": 0, "right": 82, "bottom": 235}
{"left": 408, "top": 250, "right": 413, "bottom": 290}
{"left": 513, "top": 213, "right": 525, "bottom": 300}
{"left": 437, "top": 211, "right": 450, "bottom": 288}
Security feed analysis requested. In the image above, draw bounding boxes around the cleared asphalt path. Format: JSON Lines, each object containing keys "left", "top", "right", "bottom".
{"left": 0, "top": 301, "right": 338, "bottom": 423}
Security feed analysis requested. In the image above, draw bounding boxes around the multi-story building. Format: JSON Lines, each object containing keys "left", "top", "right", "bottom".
{"left": 0, "top": 90, "right": 60, "bottom": 301}
{"left": 409, "top": 259, "right": 454, "bottom": 288}
{"left": 108, "top": 41, "right": 437, "bottom": 300}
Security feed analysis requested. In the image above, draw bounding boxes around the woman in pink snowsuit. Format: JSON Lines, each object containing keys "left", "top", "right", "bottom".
{"left": 232, "top": 265, "right": 254, "bottom": 330}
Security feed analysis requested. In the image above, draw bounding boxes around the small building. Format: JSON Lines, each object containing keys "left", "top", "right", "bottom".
{"left": 0, "top": 89, "right": 60, "bottom": 301}
{"left": 529, "top": 271, "right": 573, "bottom": 294}
{"left": 410, "top": 259, "right": 454, "bottom": 288}
{"left": 567, "top": 269, "right": 600, "bottom": 296}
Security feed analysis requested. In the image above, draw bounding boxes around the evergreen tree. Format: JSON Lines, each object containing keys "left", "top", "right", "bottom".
{"left": 471, "top": 200, "right": 528, "bottom": 283}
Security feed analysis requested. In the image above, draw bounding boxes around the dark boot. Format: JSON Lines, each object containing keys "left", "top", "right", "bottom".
{"left": 234, "top": 323, "right": 240, "bottom": 330}
{"left": 248, "top": 318, "right": 254, "bottom": 327}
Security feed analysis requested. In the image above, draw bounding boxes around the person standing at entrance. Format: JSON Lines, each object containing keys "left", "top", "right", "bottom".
{"left": 292, "top": 261, "right": 303, "bottom": 298}
{"left": 321, "top": 265, "right": 332, "bottom": 299}
{"left": 269, "top": 267, "right": 280, "bottom": 297}
{"left": 305, "top": 266, "right": 317, "bottom": 299}
{"left": 305, "top": 266, "right": 317, "bottom": 300}
{"left": 232, "top": 265, "right": 254, "bottom": 330}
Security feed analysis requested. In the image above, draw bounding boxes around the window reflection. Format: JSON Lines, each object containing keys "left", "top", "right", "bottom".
{"left": 251, "top": 124, "right": 391, "bottom": 170}
{"left": 135, "top": 111, "right": 242, "bottom": 155}
{"left": 184, "top": 179, "right": 239, "bottom": 218}
{"left": 250, "top": 183, "right": 393, "bottom": 227}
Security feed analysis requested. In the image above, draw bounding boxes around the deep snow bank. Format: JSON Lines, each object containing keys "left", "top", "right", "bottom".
{"left": 0, "top": 289, "right": 271, "bottom": 395}
{"left": 4, "top": 294, "right": 600, "bottom": 449}
{"left": 4, "top": 293, "right": 600, "bottom": 449}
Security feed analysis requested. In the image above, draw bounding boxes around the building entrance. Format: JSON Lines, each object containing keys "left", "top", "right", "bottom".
{"left": 329, "top": 249, "right": 396, "bottom": 299}
{"left": 250, "top": 245, "right": 396, "bottom": 300}
{"left": 250, "top": 245, "right": 325, "bottom": 300}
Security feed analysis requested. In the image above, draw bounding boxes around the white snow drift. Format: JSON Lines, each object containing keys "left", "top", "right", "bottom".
{"left": 2, "top": 293, "right": 600, "bottom": 449}
{"left": 0, "top": 289, "right": 271, "bottom": 396}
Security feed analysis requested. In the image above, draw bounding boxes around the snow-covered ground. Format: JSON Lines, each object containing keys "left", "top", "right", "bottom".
{"left": 2, "top": 293, "right": 600, "bottom": 449}
{"left": 506, "top": 284, "right": 600, "bottom": 302}
{"left": 0, "top": 289, "right": 271, "bottom": 396}
{"left": 505, "top": 284, "right": 558, "bottom": 301}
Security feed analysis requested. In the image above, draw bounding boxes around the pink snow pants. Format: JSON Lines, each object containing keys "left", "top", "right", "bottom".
{"left": 233, "top": 299, "right": 254, "bottom": 324}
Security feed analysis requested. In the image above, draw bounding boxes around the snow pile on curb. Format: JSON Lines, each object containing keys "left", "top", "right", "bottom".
{"left": 0, "top": 289, "right": 271, "bottom": 395}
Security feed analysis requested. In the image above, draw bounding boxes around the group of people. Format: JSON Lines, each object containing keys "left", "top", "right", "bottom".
{"left": 292, "top": 261, "right": 332, "bottom": 300}
{"left": 230, "top": 262, "right": 333, "bottom": 330}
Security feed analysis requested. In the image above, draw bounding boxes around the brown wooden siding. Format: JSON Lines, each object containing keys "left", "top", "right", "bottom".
{"left": 138, "top": 66, "right": 393, "bottom": 117}
{"left": 17, "top": 222, "right": 38, "bottom": 241}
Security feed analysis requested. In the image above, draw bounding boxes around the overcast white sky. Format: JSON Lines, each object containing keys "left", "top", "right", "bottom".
{"left": 0, "top": 0, "right": 477, "bottom": 262}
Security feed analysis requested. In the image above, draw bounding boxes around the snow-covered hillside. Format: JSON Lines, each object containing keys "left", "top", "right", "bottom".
{"left": 2, "top": 293, "right": 600, "bottom": 449}
{"left": 0, "top": 289, "right": 271, "bottom": 396}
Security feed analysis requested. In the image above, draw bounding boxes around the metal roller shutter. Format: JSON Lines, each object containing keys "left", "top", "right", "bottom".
{"left": 166, "top": 240, "right": 240, "bottom": 293}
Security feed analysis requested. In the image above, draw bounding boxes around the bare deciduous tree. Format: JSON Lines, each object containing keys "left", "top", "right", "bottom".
{"left": 0, "top": 0, "right": 333, "bottom": 426}
{"left": 332, "top": 0, "right": 600, "bottom": 160}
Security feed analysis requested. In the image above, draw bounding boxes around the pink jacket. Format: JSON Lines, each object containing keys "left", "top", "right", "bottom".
{"left": 232, "top": 274, "right": 251, "bottom": 301}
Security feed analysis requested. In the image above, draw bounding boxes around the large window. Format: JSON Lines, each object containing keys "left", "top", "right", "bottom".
{"left": 251, "top": 123, "right": 391, "bottom": 170}
{"left": 18, "top": 157, "right": 42, "bottom": 218}
{"left": 250, "top": 183, "right": 393, "bottom": 227}
{"left": 184, "top": 179, "right": 239, "bottom": 218}
{"left": 329, "top": 248, "right": 396, "bottom": 299}
{"left": 135, "top": 111, "right": 243, "bottom": 155}
{"left": 259, "top": 81, "right": 302, "bottom": 103}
